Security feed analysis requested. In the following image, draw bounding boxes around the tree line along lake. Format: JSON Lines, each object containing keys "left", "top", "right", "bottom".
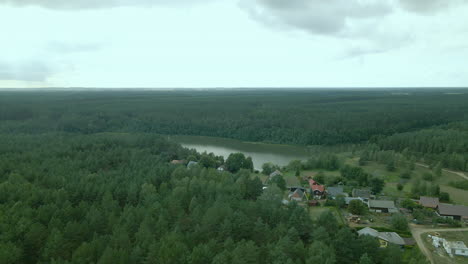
{"left": 169, "top": 135, "right": 315, "bottom": 170}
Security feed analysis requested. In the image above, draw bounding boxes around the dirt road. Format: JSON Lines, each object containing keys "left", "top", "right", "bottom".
{"left": 410, "top": 224, "right": 468, "bottom": 264}
{"left": 415, "top": 163, "right": 468, "bottom": 181}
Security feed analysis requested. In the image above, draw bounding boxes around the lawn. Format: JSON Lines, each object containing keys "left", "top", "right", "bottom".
{"left": 348, "top": 212, "right": 393, "bottom": 229}
{"left": 282, "top": 171, "right": 301, "bottom": 186}
{"left": 308, "top": 206, "right": 345, "bottom": 225}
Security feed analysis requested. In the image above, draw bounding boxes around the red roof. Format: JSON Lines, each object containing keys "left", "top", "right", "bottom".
{"left": 309, "top": 179, "right": 317, "bottom": 186}
{"left": 312, "top": 185, "right": 325, "bottom": 192}
{"left": 309, "top": 179, "right": 325, "bottom": 192}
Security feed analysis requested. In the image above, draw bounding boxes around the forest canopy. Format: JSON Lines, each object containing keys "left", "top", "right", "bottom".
{"left": 0, "top": 133, "right": 428, "bottom": 264}
{"left": 1, "top": 89, "right": 468, "bottom": 145}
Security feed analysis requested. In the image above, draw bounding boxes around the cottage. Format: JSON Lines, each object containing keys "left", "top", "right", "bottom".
{"left": 368, "top": 200, "right": 398, "bottom": 213}
{"left": 309, "top": 179, "right": 325, "bottom": 199}
{"left": 419, "top": 196, "right": 439, "bottom": 209}
{"left": 437, "top": 203, "right": 468, "bottom": 221}
{"left": 352, "top": 189, "right": 371, "bottom": 200}
{"left": 288, "top": 189, "right": 305, "bottom": 202}
{"left": 358, "top": 227, "right": 405, "bottom": 247}
{"left": 327, "top": 186, "right": 346, "bottom": 199}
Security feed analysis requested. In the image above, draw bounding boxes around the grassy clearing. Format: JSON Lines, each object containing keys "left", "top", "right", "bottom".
{"left": 440, "top": 186, "right": 468, "bottom": 206}
{"left": 308, "top": 206, "right": 345, "bottom": 225}
{"left": 282, "top": 171, "right": 301, "bottom": 186}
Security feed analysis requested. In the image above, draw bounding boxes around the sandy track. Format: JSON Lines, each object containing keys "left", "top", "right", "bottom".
{"left": 415, "top": 163, "right": 468, "bottom": 181}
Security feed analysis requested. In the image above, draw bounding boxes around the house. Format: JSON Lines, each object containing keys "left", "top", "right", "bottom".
{"left": 171, "top": 160, "right": 186, "bottom": 165}
{"left": 352, "top": 189, "right": 372, "bottom": 200}
{"left": 309, "top": 179, "right": 325, "bottom": 199}
{"left": 368, "top": 200, "right": 398, "bottom": 213}
{"left": 443, "top": 240, "right": 468, "bottom": 257}
{"left": 419, "top": 196, "right": 439, "bottom": 209}
{"left": 437, "top": 203, "right": 468, "bottom": 221}
{"left": 327, "top": 186, "right": 346, "bottom": 199}
{"left": 429, "top": 235, "right": 468, "bottom": 257}
{"left": 187, "top": 161, "right": 198, "bottom": 168}
{"left": 289, "top": 189, "right": 305, "bottom": 202}
{"left": 358, "top": 227, "right": 405, "bottom": 247}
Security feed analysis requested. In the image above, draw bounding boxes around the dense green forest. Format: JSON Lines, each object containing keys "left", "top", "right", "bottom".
{"left": 1, "top": 89, "right": 467, "bottom": 171}
{"left": 1, "top": 89, "right": 468, "bottom": 145}
{"left": 0, "top": 134, "right": 427, "bottom": 264}
{"left": 0, "top": 89, "right": 466, "bottom": 263}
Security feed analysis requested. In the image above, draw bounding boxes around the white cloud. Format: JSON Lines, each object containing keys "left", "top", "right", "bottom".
{"left": 399, "top": 0, "right": 468, "bottom": 14}
{"left": 0, "top": 0, "right": 467, "bottom": 87}
{"left": 0, "top": 0, "right": 212, "bottom": 9}
{"left": 241, "top": 0, "right": 393, "bottom": 35}
{"left": 0, "top": 61, "right": 53, "bottom": 81}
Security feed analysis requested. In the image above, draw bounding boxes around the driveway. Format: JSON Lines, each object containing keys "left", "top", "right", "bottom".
{"left": 409, "top": 224, "right": 468, "bottom": 264}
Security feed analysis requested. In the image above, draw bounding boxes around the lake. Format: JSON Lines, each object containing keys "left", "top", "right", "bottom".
{"left": 170, "top": 135, "right": 314, "bottom": 170}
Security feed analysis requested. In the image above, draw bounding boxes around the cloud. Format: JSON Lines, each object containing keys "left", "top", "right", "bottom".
{"left": 0, "top": 61, "right": 53, "bottom": 81}
{"left": 399, "top": 0, "right": 467, "bottom": 14}
{"left": 0, "top": 0, "right": 210, "bottom": 9}
{"left": 240, "top": 0, "right": 393, "bottom": 35}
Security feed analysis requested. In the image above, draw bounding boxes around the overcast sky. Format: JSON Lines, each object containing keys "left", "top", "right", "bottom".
{"left": 1, "top": 0, "right": 467, "bottom": 88}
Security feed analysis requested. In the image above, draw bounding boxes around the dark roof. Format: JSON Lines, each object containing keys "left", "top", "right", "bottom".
{"left": 368, "top": 200, "right": 396, "bottom": 209}
{"left": 438, "top": 203, "right": 468, "bottom": 217}
{"left": 327, "top": 186, "right": 344, "bottom": 197}
{"left": 352, "top": 189, "right": 371, "bottom": 198}
{"left": 290, "top": 189, "right": 304, "bottom": 198}
{"left": 419, "top": 196, "right": 439, "bottom": 208}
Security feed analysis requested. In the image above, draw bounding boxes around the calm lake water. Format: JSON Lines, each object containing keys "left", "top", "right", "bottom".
{"left": 170, "top": 135, "right": 314, "bottom": 170}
